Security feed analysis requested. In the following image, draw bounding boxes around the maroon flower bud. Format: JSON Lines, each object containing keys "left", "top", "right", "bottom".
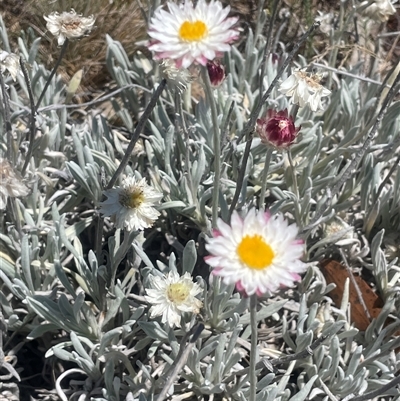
{"left": 256, "top": 109, "right": 300, "bottom": 148}
{"left": 206, "top": 60, "right": 225, "bottom": 87}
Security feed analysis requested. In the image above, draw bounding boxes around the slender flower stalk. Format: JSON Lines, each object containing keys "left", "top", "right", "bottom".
{"left": 287, "top": 149, "right": 301, "bottom": 226}
{"left": 20, "top": 57, "right": 37, "bottom": 176}
{"left": 36, "top": 39, "right": 69, "bottom": 109}
{"left": 0, "top": 71, "right": 12, "bottom": 163}
{"left": 249, "top": 294, "right": 258, "bottom": 401}
{"left": 258, "top": 148, "right": 273, "bottom": 209}
{"left": 106, "top": 79, "right": 167, "bottom": 190}
{"left": 201, "top": 67, "right": 221, "bottom": 228}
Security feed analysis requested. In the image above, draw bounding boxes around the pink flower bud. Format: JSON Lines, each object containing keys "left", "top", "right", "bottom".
{"left": 206, "top": 60, "right": 225, "bottom": 87}
{"left": 256, "top": 109, "right": 300, "bottom": 148}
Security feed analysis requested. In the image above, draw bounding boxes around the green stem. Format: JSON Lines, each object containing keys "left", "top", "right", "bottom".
{"left": 258, "top": 148, "right": 273, "bottom": 209}
{"left": 36, "top": 38, "right": 69, "bottom": 109}
{"left": 249, "top": 294, "right": 258, "bottom": 401}
{"left": 287, "top": 149, "right": 301, "bottom": 225}
{"left": 201, "top": 67, "right": 221, "bottom": 228}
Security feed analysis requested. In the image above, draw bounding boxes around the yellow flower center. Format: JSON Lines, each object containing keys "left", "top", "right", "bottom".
{"left": 119, "top": 189, "right": 145, "bottom": 209}
{"left": 237, "top": 235, "right": 275, "bottom": 270}
{"left": 179, "top": 20, "right": 207, "bottom": 42}
{"left": 167, "top": 283, "right": 190, "bottom": 304}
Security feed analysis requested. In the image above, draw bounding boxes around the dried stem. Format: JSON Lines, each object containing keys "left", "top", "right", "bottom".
{"left": 36, "top": 38, "right": 69, "bottom": 109}
{"left": 0, "top": 71, "right": 13, "bottom": 163}
{"left": 258, "top": 0, "right": 280, "bottom": 91}
{"left": 20, "top": 57, "right": 37, "bottom": 176}
{"left": 106, "top": 79, "right": 167, "bottom": 190}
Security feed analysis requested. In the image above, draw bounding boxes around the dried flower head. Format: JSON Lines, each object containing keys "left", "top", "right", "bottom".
{"left": 279, "top": 69, "right": 331, "bottom": 112}
{"left": 0, "top": 51, "right": 20, "bottom": 81}
{"left": 44, "top": 9, "right": 95, "bottom": 46}
{"left": 145, "top": 271, "right": 203, "bottom": 327}
{"left": 206, "top": 59, "right": 225, "bottom": 87}
{"left": 256, "top": 109, "right": 300, "bottom": 148}
{"left": 100, "top": 176, "right": 163, "bottom": 231}
{"left": 205, "top": 209, "right": 307, "bottom": 296}
{"left": 316, "top": 11, "right": 335, "bottom": 34}
{"left": 161, "top": 59, "right": 192, "bottom": 93}
{"left": 148, "top": 0, "right": 239, "bottom": 68}
{"left": 0, "top": 159, "right": 30, "bottom": 209}
{"left": 362, "top": 0, "right": 396, "bottom": 22}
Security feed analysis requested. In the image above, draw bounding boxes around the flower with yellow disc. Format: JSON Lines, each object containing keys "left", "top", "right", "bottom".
{"left": 205, "top": 209, "right": 307, "bottom": 296}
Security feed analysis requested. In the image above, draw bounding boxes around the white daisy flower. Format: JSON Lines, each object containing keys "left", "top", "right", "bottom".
{"left": 0, "top": 159, "right": 30, "bottom": 210}
{"left": 0, "top": 50, "right": 20, "bottom": 81}
{"left": 279, "top": 69, "right": 331, "bottom": 112}
{"left": 145, "top": 271, "right": 203, "bottom": 328}
{"left": 100, "top": 176, "right": 163, "bottom": 231}
{"left": 44, "top": 9, "right": 95, "bottom": 46}
{"left": 205, "top": 209, "right": 307, "bottom": 296}
{"left": 148, "top": 0, "right": 239, "bottom": 68}
{"left": 161, "top": 59, "right": 193, "bottom": 93}
{"left": 362, "top": 0, "right": 396, "bottom": 22}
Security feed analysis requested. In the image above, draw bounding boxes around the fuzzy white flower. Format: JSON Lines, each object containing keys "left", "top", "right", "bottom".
{"left": 0, "top": 50, "right": 20, "bottom": 81}
{"left": 161, "top": 59, "right": 192, "bottom": 93}
{"left": 100, "top": 176, "right": 163, "bottom": 231}
{"left": 44, "top": 9, "right": 95, "bottom": 46}
{"left": 279, "top": 69, "right": 331, "bottom": 112}
{"left": 205, "top": 209, "right": 307, "bottom": 296}
{"left": 0, "top": 159, "right": 30, "bottom": 209}
{"left": 148, "top": 0, "right": 239, "bottom": 68}
{"left": 145, "top": 271, "right": 203, "bottom": 327}
{"left": 362, "top": 0, "right": 396, "bottom": 22}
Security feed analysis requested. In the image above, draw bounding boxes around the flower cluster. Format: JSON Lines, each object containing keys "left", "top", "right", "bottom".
{"left": 205, "top": 209, "right": 307, "bottom": 296}
{"left": 148, "top": 0, "right": 239, "bottom": 68}
{"left": 100, "top": 176, "right": 163, "bottom": 231}
{"left": 279, "top": 69, "right": 331, "bottom": 112}
{"left": 44, "top": 9, "right": 95, "bottom": 46}
{"left": 256, "top": 109, "right": 301, "bottom": 148}
{"left": 145, "top": 271, "right": 203, "bottom": 327}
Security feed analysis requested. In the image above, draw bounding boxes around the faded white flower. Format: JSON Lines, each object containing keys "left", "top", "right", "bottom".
{"left": 279, "top": 69, "right": 331, "bottom": 112}
{"left": 0, "top": 159, "right": 30, "bottom": 209}
{"left": 362, "top": 0, "right": 396, "bottom": 22}
{"left": 100, "top": 176, "right": 163, "bottom": 231}
{"left": 324, "top": 217, "right": 357, "bottom": 246}
{"left": 0, "top": 51, "right": 20, "bottom": 81}
{"left": 44, "top": 9, "right": 95, "bottom": 46}
{"left": 145, "top": 271, "right": 203, "bottom": 327}
{"left": 161, "top": 59, "right": 192, "bottom": 93}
